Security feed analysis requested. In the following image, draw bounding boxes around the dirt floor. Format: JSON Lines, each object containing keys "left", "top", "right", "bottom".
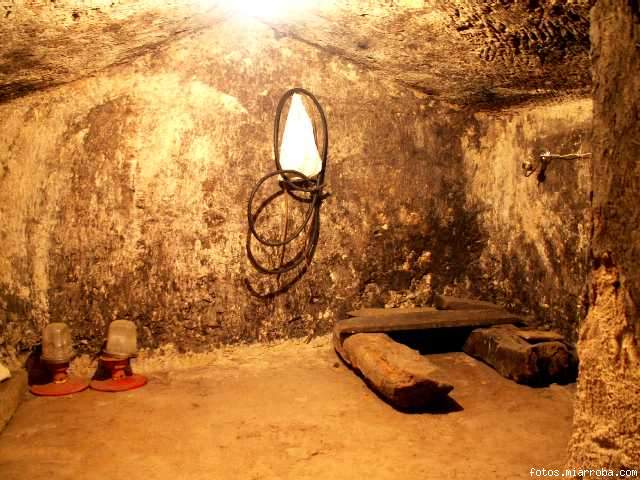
{"left": 0, "top": 335, "right": 575, "bottom": 480}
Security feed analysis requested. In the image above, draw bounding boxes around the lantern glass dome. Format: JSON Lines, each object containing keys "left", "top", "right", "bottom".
{"left": 41, "top": 323, "right": 74, "bottom": 363}
{"left": 105, "top": 320, "right": 138, "bottom": 358}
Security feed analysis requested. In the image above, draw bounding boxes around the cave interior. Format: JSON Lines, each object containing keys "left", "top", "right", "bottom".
{"left": 0, "top": 1, "right": 638, "bottom": 479}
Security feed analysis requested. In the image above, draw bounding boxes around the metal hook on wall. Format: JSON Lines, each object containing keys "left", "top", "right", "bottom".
{"left": 522, "top": 150, "right": 592, "bottom": 182}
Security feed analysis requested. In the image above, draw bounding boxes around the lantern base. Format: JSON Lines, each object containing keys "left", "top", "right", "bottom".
{"left": 90, "top": 374, "right": 147, "bottom": 392}
{"left": 30, "top": 377, "right": 89, "bottom": 397}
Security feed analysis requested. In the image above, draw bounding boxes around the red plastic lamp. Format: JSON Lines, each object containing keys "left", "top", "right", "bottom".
{"left": 90, "top": 320, "right": 147, "bottom": 392}
{"left": 30, "top": 323, "right": 89, "bottom": 396}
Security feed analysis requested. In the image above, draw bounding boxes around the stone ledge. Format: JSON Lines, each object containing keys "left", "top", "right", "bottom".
{"left": 0, "top": 369, "right": 28, "bottom": 434}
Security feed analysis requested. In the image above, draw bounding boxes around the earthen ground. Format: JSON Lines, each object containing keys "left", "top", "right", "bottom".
{"left": 0, "top": 336, "right": 574, "bottom": 480}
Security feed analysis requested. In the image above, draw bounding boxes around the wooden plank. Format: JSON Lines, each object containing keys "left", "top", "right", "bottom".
{"left": 434, "top": 295, "right": 503, "bottom": 311}
{"left": 336, "top": 308, "right": 523, "bottom": 338}
{"left": 333, "top": 308, "right": 524, "bottom": 359}
{"left": 347, "top": 307, "right": 436, "bottom": 317}
{"left": 341, "top": 333, "right": 453, "bottom": 410}
{"left": 485, "top": 324, "right": 566, "bottom": 343}
{"left": 513, "top": 329, "right": 565, "bottom": 343}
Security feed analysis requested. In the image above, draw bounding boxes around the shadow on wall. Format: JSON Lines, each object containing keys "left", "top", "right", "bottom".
{"left": 348, "top": 100, "right": 592, "bottom": 349}
{"left": 352, "top": 191, "right": 487, "bottom": 311}
{"left": 458, "top": 99, "right": 592, "bottom": 343}
{"left": 0, "top": 286, "right": 40, "bottom": 365}
{"left": 348, "top": 111, "right": 488, "bottom": 313}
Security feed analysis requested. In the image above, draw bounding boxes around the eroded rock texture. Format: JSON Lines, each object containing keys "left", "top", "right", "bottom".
{"left": 0, "top": 8, "right": 597, "bottom": 365}
{"left": 567, "top": 0, "right": 640, "bottom": 470}
{"left": 0, "top": 18, "right": 478, "bottom": 365}
{"left": 1, "top": 0, "right": 591, "bottom": 105}
{"left": 267, "top": 0, "right": 592, "bottom": 103}
{"left": 0, "top": 1, "right": 229, "bottom": 104}
{"left": 461, "top": 98, "right": 592, "bottom": 343}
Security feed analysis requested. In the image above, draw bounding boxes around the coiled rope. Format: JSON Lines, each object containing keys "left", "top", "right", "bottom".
{"left": 246, "top": 88, "right": 329, "bottom": 294}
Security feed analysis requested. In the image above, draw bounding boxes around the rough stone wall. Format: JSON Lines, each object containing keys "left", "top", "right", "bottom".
{"left": 0, "top": 11, "right": 603, "bottom": 368}
{"left": 1, "top": 1, "right": 591, "bottom": 105}
{"left": 439, "top": 0, "right": 591, "bottom": 102}
{"left": 266, "top": 0, "right": 591, "bottom": 103}
{"left": 0, "top": 0, "right": 226, "bottom": 103}
{"left": 458, "top": 98, "right": 592, "bottom": 343}
{"left": 0, "top": 18, "right": 473, "bottom": 365}
{"left": 567, "top": 0, "right": 640, "bottom": 471}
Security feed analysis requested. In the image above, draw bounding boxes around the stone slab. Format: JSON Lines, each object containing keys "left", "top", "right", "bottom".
{"left": 0, "top": 363, "right": 9, "bottom": 382}
{"left": 0, "top": 369, "right": 28, "bottom": 433}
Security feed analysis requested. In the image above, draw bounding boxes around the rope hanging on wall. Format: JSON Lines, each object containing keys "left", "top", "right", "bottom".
{"left": 245, "top": 88, "right": 329, "bottom": 297}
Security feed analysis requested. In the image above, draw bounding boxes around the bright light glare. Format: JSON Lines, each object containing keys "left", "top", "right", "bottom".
{"left": 279, "top": 94, "right": 322, "bottom": 178}
{"left": 228, "top": 0, "right": 313, "bottom": 19}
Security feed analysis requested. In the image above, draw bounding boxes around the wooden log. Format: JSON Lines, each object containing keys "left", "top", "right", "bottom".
{"left": 463, "top": 326, "right": 577, "bottom": 385}
{"left": 341, "top": 333, "right": 453, "bottom": 410}
{"left": 333, "top": 308, "right": 525, "bottom": 358}
{"left": 512, "top": 328, "right": 564, "bottom": 343}
{"left": 434, "top": 295, "right": 503, "bottom": 311}
{"left": 487, "top": 323, "right": 566, "bottom": 343}
{"left": 347, "top": 307, "right": 436, "bottom": 317}
{"left": 464, "top": 327, "right": 537, "bottom": 383}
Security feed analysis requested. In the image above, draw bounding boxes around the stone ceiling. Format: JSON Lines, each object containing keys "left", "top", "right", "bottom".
{"left": 0, "top": 0, "right": 592, "bottom": 105}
